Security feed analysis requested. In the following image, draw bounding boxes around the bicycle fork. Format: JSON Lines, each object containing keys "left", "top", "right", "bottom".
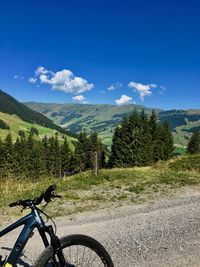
{"left": 39, "top": 225, "right": 74, "bottom": 267}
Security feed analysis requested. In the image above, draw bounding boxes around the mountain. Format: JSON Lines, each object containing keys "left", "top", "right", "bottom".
{"left": 0, "top": 112, "right": 76, "bottom": 149}
{"left": 159, "top": 109, "right": 200, "bottom": 146}
{"left": 0, "top": 90, "right": 74, "bottom": 137}
{"left": 24, "top": 102, "right": 200, "bottom": 147}
{"left": 24, "top": 102, "right": 162, "bottom": 146}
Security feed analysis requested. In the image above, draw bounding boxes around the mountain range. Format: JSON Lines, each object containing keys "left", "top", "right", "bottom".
{"left": 0, "top": 89, "right": 199, "bottom": 149}
{"left": 24, "top": 102, "right": 200, "bottom": 147}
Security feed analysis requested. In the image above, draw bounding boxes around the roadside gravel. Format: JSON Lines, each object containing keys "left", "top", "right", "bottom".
{"left": 1, "top": 185, "right": 200, "bottom": 266}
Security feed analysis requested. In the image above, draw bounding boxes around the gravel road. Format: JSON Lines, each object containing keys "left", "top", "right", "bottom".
{"left": 1, "top": 186, "right": 200, "bottom": 266}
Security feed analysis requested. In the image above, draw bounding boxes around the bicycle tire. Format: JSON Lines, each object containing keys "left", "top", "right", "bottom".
{"left": 33, "top": 234, "right": 114, "bottom": 267}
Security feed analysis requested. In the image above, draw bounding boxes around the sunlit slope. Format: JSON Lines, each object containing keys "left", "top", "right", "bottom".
{"left": 25, "top": 102, "right": 200, "bottom": 147}
{"left": 0, "top": 112, "right": 76, "bottom": 149}
{"left": 25, "top": 102, "right": 161, "bottom": 146}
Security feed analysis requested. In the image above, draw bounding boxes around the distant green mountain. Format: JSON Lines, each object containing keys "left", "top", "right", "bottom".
{"left": 159, "top": 109, "right": 200, "bottom": 147}
{"left": 24, "top": 102, "right": 162, "bottom": 146}
{"left": 25, "top": 102, "right": 200, "bottom": 148}
{"left": 0, "top": 90, "right": 74, "bottom": 137}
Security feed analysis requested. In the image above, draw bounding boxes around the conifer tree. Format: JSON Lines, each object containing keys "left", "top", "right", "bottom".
{"left": 88, "top": 132, "right": 105, "bottom": 171}
{"left": 13, "top": 137, "right": 24, "bottom": 175}
{"left": 161, "top": 121, "right": 174, "bottom": 160}
{"left": 47, "top": 136, "right": 56, "bottom": 175}
{"left": 26, "top": 134, "right": 44, "bottom": 177}
{"left": 61, "top": 137, "right": 71, "bottom": 176}
{"left": 149, "top": 110, "right": 157, "bottom": 140}
{"left": 41, "top": 135, "right": 49, "bottom": 174}
{"left": 53, "top": 133, "right": 61, "bottom": 177}
{"left": 153, "top": 126, "right": 164, "bottom": 161}
{"left": 187, "top": 131, "right": 200, "bottom": 154}
{"left": 74, "top": 132, "right": 90, "bottom": 172}
{"left": 139, "top": 109, "right": 153, "bottom": 165}
{"left": 0, "top": 138, "right": 3, "bottom": 176}
{"left": 109, "top": 109, "right": 174, "bottom": 167}
{"left": 109, "top": 126, "right": 124, "bottom": 167}
{"left": 3, "top": 133, "right": 14, "bottom": 177}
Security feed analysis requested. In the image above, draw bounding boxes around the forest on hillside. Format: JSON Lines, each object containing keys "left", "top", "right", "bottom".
{"left": 0, "top": 110, "right": 186, "bottom": 179}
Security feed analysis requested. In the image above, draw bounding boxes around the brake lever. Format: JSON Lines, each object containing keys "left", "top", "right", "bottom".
{"left": 20, "top": 205, "right": 27, "bottom": 212}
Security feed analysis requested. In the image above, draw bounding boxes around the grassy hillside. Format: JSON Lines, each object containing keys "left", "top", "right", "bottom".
{"left": 159, "top": 110, "right": 200, "bottom": 146}
{"left": 24, "top": 102, "right": 161, "bottom": 146}
{"left": 25, "top": 102, "right": 200, "bottom": 148}
{"left": 0, "top": 90, "right": 74, "bottom": 137}
{"left": 0, "top": 154, "right": 199, "bottom": 219}
{"left": 0, "top": 112, "right": 76, "bottom": 149}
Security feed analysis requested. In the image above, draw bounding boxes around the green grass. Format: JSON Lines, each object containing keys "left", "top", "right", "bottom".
{"left": 169, "top": 153, "right": 200, "bottom": 172}
{"left": 0, "top": 112, "right": 76, "bottom": 149}
{"left": 0, "top": 154, "right": 200, "bottom": 220}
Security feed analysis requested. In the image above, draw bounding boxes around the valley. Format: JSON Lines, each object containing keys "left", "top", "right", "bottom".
{"left": 25, "top": 102, "right": 200, "bottom": 148}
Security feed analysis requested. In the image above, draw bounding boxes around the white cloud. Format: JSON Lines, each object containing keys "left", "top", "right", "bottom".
{"left": 14, "top": 75, "right": 24, "bottom": 80}
{"left": 29, "top": 77, "right": 37, "bottom": 83}
{"left": 34, "top": 66, "right": 94, "bottom": 94}
{"left": 128, "top": 81, "right": 158, "bottom": 101}
{"left": 107, "top": 82, "right": 123, "bottom": 91}
{"left": 72, "top": 95, "right": 86, "bottom": 103}
{"left": 115, "top": 95, "right": 133, "bottom": 105}
{"left": 35, "top": 66, "right": 49, "bottom": 75}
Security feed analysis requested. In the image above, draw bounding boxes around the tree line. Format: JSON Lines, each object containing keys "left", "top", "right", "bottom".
{"left": 0, "top": 110, "right": 177, "bottom": 178}
{"left": 0, "top": 131, "right": 105, "bottom": 179}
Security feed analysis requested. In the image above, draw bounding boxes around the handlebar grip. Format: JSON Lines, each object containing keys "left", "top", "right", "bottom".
{"left": 46, "top": 184, "right": 57, "bottom": 194}
{"left": 44, "top": 184, "right": 57, "bottom": 203}
{"left": 9, "top": 201, "right": 20, "bottom": 207}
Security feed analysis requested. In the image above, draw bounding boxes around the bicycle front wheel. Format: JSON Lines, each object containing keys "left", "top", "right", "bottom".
{"left": 34, "top": 234, "right": 114, "bottom": 267}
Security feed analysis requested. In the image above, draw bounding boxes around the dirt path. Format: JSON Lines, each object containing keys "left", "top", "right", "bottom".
{"left": 1, "top": 186, "right": 200, "bottom": 266}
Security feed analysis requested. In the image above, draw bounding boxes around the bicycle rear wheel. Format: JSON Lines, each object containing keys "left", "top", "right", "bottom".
{"left": 33, "top": 234, "right": 114, "bottom": 267}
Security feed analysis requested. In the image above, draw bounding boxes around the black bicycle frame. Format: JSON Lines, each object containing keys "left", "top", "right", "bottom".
{"left": 0, "top": 207, "right": 67, "bottom": 266}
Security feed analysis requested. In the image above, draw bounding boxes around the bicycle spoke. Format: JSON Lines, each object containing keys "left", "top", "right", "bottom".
{"left": 55, "top": 245, "right": 105, "bottom": 267}
{"left": 80, "top": 246, "right": 86, "bottom": 267}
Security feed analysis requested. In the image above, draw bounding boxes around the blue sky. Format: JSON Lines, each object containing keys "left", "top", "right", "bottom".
{"left": 0, "top": 0, "right": 199, "bottom": 110}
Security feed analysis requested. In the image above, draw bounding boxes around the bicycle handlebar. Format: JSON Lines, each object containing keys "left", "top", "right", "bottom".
{"left": 9, "top": 184, "right": 61, "bottom": 208}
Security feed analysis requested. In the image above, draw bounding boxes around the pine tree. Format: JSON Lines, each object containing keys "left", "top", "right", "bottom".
{"left": 161, "top": 121, "right": 174, "bottom": 160}
{"left": 41, "top": 135, "right": 49, "bottom": 175}
{"left": 149, "top": 110, "right": 157, "bottom": 141}
{"left": 153, "top": 126, "right": 164, "bottom": 161}
{"left": 2, "top": 133, "right": 14, "bottom": 177}
{"left": 61, "top": 137, "right": 71, "bottom": 176}
{"left": 153, "top": 121, "right": 174, "bottom": 161}
{"left": 26, "top": 134, "right": 43, "bottom": 177}
{"left": 74, "top": 132, "right": 90, "bottom": 172}
{"left": 53, "top": 133, "right": 61, "bottom": 177}
{"left": 139, "top": 109, "right": 153, "bottom": 165}
{"left": 187, "top": 131, "right": 200, "bottom": 154}
{"left": 109, "top": 109, "right": 174, "bottom": 167}
{"left": 109, "top": 126, "right": 124, "bottom": 167}
{"left": 13, "top": 137, "right": 24, "bottom": 176}
{"left": 0, "top": 138, "right": 4, "bottom": 177}
{"left": 88, "top": 132, "right": 105, "bottom": 172}
{"left": 47, "top": 136, "right": 56, "bottom": 175}
{"left": 47, "top": 134, "right": 61, "bottom": 177}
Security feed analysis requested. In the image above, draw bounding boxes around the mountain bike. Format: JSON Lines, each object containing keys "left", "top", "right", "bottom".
{"left": 0, "top": 185, "right": 114, "bottom": 267}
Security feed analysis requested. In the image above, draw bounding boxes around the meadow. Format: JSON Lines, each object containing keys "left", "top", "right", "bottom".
{"left": 0, "top": 154, "right": 199, "bottom": 222}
